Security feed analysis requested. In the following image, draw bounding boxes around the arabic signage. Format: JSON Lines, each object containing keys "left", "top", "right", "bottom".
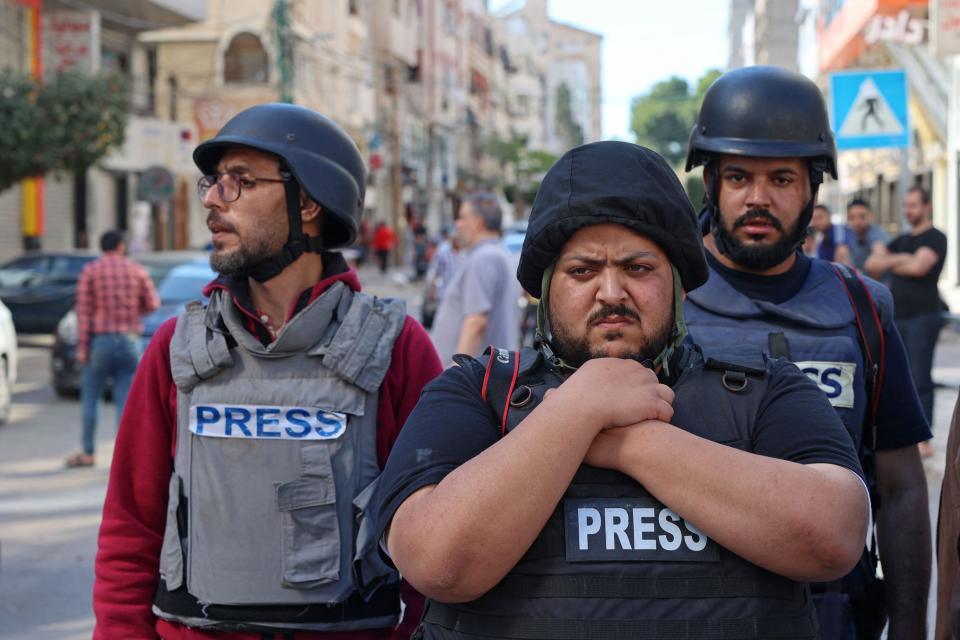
{"left": 42, "top": 10, "right": 100, "bottom": 76}
{"left": 932, "top": 0, "right": 960, "bottom": 56}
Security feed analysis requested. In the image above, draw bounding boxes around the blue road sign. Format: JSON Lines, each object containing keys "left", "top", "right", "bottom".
{"left": 830, "top": 69, "right": 909, "bottom": 150}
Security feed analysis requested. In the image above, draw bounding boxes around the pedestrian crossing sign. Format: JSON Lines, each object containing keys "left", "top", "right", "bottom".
{"left": 830, "top": 69, "right": 909, "bottom": 150}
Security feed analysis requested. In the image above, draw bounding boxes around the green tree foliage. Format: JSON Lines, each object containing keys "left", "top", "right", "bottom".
{"left": 555, "top": 82, "right": 584, "bottom": 151}
{"left": 685, "top": 175, "right": 705, "bottom": 210}
{"left": 0, "top": 72, "right": 47, "bottom": 190}
{"left": 629, "top": 69, "right": 721, "bottom": 168}
{"left": 483, "top": 133, "right": 557, "bottom": 207}
{"left": 0, "top": 71, "right": 129, "bottom": 192}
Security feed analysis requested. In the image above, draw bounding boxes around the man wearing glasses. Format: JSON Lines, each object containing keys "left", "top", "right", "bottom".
{"left": 93, "top": 103, "right": 442, "bottom": 639}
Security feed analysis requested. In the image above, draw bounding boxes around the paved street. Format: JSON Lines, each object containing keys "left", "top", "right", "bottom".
{"left": 0, "top": 268, "right": 958, "bottom": 638}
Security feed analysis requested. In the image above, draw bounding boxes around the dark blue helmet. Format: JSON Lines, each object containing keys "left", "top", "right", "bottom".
{"left": 685, "top": 65, "right": 837, "bottom": 183}
{"left": 194, "top": 103, "right": 365, "bottom": 249}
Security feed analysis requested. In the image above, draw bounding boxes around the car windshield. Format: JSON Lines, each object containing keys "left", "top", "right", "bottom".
{"left": 142, "top": 262, "right": 181, "bottom": 288}
{"left": 0, "top": 257, "right": 47, "bottom": 287}
{"left": 48, "top": 256, "right": 92, "bottom": 282}
{"left": 156, "top": 269, "right": 214, "bottom": 303}
{"left": 0, "top": 255, "right": 94, "bottom": 287}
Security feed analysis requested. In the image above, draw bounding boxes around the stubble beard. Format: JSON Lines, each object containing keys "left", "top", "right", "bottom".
{"left": 713, "top": 207, "right": 806, "bottom": 272}
{"left": 209, "top": 218, "right": 288, "bottom": 276}
{"left": 549, "top": 303, "right": 674, "bottom": 369}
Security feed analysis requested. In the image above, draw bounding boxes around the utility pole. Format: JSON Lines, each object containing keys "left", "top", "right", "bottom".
{"left": 388, "top": 62, "right": 404, "bottom": 265}
{"left": 274, "top": 0, "right": 293, "bottom": 103}
{"left": 425, "top": 122, "right": 435, "bottom": 230}
{"left": 948, "top": 55, "right": 960, "bottom": 287}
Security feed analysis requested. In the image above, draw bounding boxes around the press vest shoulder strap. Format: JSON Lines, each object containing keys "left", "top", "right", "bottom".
{"left": 475, "top": 346, "right": 552, "bottom": 435}
{"left": 479, "top": 346, "right": 770, "bottom": 435}
{"left": 830, "top": 262, "right": 885, "bottom": 449}
{"left": 316, "top": 291, "right": 407, "bottom": 393}
{"left": 170, "top": 298, "right": 234, "bottom": 393}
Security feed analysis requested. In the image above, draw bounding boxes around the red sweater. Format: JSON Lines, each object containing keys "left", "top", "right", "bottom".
{"left": 93, "top": 267, "right": 442, "bottom": 640}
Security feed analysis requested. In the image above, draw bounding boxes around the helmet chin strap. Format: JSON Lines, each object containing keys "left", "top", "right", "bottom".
{"left": 650, "top": 266, "right": 687, "bottom": 378}
{"left": 535, "top": 262, "right": 579, "bottom": 373}
{"left": 244, "top": 166, "right": 327, "bottom": 283}
{"left": 534, "top": 262, "right": 688, "bottom": 379}
{"left": 704, "top": 160, "right": 822, "bottom": 258}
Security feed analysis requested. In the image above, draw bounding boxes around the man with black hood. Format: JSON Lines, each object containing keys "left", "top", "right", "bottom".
{"left": 372, "top": 141, "right": 868, "bottom": 639}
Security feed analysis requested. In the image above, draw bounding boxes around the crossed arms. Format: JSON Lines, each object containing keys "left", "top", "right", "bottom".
{"left": 385, "top": 358, "right": 868, "bottom": 603}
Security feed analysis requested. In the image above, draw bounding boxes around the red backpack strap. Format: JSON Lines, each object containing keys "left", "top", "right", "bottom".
{"left": 831, "top": 263, "right": 885, "bottom": 449}
{"left": 480, "top": 346, "right": 521, "bottom": 436}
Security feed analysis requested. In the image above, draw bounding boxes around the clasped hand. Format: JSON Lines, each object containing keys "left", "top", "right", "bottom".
{"left": 543, "top": 357, "right": 674, "bottom": 470}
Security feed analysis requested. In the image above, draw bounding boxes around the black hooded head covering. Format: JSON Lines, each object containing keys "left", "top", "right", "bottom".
{"left": 518, "top": 141, "right": 708, "bottom": 297}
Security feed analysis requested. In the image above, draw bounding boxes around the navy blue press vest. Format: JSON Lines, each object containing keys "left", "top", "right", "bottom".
{"left": 684, "top": 258, "right": 894, "bottom": 454}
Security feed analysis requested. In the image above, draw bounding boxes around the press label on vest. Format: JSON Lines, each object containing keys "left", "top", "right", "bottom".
{"left": 563, "top": 498, "right": 718, "bottom": 562}
{"left": 189, "top": 404, "right": 347, "bottom": 440}
{"left": 793, "top": 361, "right": 856, "bottom": 409}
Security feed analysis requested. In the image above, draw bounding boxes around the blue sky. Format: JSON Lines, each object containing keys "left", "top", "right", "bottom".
{"left": 490, "top": 0, "right": 730, "bottom": 141}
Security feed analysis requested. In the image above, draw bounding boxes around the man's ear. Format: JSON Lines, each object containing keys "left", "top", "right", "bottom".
{"left": 300, "top": 193, "right": 322, "bottom": 224}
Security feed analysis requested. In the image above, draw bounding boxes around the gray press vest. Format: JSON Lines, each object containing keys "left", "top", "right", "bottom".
{"left": 154, "top": 281, "right": 406, "bottom": 632}
{"left": 423, "top": 346, "right": 818, "bottom": 640}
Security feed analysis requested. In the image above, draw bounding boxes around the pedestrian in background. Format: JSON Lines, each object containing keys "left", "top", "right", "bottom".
{"left": 811, "top": 203, "right": 851, "bottom": 263}
{"left": 66, "top": 230, "right": 159, "bottom": 468}
{"left": 373, "top": 220, "right": 396, "bottom": 274}
{"left": 356, "top": 218, "right": 371, "bottom": 266}
{"left": 421, "top": 227, "right": 461, "bottom": 330}
{"left": 867, "top": 185, "right": 948, "bottom": 457}
{"left": 684, "top": 66, "right": 931, "bottom": 639}
{"left": 802, "top": 227, "right": 818, "bottom": 257}
{"left": 937, "top": 389, "right": 960, "bottom": 639}
{"left": 844, "top": 198, "right": 889, "bottom": 273}
{"left": 412, "top": 223, "right": 429, "bottom": 281}
{"left": 431, "top": 192, "right": 519, "bottom": 364}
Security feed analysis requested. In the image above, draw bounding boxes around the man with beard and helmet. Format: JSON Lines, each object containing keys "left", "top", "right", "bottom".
{"left": 93, "top": 103, "right": 442, "bottom": 639}
{"left": 371, "top": 141, "right": 869, "bottom": 639}
{"left": 683, "top": 65, "right": 932, "bottom": 639}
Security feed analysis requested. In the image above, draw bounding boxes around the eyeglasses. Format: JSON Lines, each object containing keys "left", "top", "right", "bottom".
{"left": 197, "top": 171, "right": 289, "bottom": 203}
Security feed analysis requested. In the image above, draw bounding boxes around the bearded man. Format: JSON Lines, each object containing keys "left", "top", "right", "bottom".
{"left": 683, "top": 65, "right": 931, "bottom": 640}
{"left": 371, "top": 141, "right": 868, "bottom": 639}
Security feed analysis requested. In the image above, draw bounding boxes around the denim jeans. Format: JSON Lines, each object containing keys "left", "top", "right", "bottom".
{"left": 80, "top": 333, "right": 141, "bottom": 455}
{"left": 895, "top": 313, "right": 944, "bottom": 427}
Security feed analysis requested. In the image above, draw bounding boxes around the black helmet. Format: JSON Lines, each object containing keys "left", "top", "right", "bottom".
{"left": 685, "top": 65, "right": 837, "bottom": 182}
{"left": 194, "top": 103, "right": 365, "bottom": 280}
{"left": 518, "top": 141, "right": 708, "bottom": 298}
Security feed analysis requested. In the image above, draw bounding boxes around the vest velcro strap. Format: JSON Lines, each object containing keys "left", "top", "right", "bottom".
{"left": 423, "top": 604, "right": 816, "bottom": 639}
{"left": 153, "top": 579, "right": 400, "bottom": 627}
{"left": 767, "top": 332, "right": 790, "bottom": 359}
{"left": 322, "top": 293, "right": 406, "bottom": 392}
{"left": 171, "top": 301, "right": 233, "bottom": 392}
{"left": 487, "top": 574, "right": 802, "bottom": 601}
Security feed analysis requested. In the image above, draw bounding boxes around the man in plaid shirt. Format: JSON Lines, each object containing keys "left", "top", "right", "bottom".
{"left": 65, "top": 230, "right": 159, "bottom": 468}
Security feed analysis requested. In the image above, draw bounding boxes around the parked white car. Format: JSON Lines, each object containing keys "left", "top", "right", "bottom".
{"left": 0, "top": 298, "right": 18, "bottom": 424}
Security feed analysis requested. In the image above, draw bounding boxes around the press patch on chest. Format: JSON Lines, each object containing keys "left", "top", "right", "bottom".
{"left": 793, "top": 361, "right": 856, "bottom": 409}
{"left": 189, "top": 403, "right": 347, "bottom": 440}
{"left": 564, "top": 498, "right": 718, "bottom": 562}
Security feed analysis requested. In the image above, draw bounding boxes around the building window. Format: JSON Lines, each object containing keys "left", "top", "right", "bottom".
{"left": 224, "top": 33, "right": 268, "bottom": 83}
{"left": 443, "top": 2, "right": 456, "bottom": 35}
